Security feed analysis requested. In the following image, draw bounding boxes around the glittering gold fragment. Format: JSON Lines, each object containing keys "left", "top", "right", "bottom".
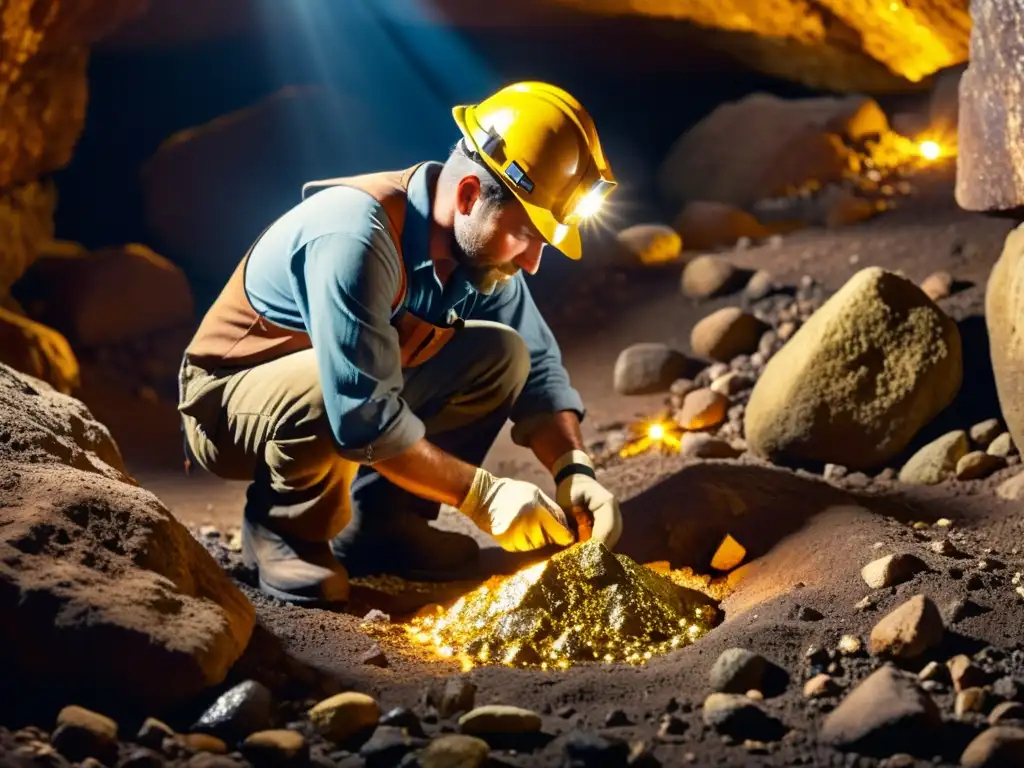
{"left": 402, "top": 540, "right": 720, "bottom": 670}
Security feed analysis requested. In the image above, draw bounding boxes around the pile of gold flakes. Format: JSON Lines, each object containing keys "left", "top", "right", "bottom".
{"left": 387, "top": 540, "right": 719, "bottom": 671}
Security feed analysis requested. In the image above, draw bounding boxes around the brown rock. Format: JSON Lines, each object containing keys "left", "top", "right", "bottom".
{"left": 956, "top": 688, "right": 988, "bottom": 718}
{"left": 921, "top": 270, "right": 954, "bottom": 302}
{"left": 861, "top": 553, "right": 928, "bottom": 589}
{"left": 899, "top": 430, "right": 969, "bottom": 484}
{"left": 710, "top": 372, "right": 755, "bottom": 397}
{"left": 956, "top": 451, "right": 1006, "bottom": 480}
{"left": 242, "top": 730, "right": 308, "bottom": 764}
{"left": 52, "top": 706, "right": 118, "bottom": 763}
{"left": 745, "top": 268, "right": 961, "bottom": 470}
{"left": 680, "top": 433, "right": 741, "bottom": 460}
{"left": 989, "top": 701, "right": 1024, "bottom": 724}
{"left": 419, "top": 734, "right": 490, "bottom": 768}
{"left": 960, "top": 727, "right": 1024, "bottom": 767}
{"left": 458, "top": 705, "right": 542, "bottom": 735}
{"left": 988, "top": 432, "right": 1015, "bottom": 457}
{"left": 180, "top": 734, "right": 228, "bottom": 754}
{"left": 691, "top": 308, "right": 768, "bottom": 363}
{"left": 987, "top": 226, "right": 1024, "bottom": 453}
{"left": 948, "top": 655, "right": 988, "bottom": 692}
{"left": 956, "top": 1, "right": 1024, "bottom": 212}
{"left": 616, "top": 224, "right": 683, "bottom": 266}
{"left": 997, "top": 471, "right": 1024, "bottom": 500}
{"left": 613, "top": 343, "right": 695, "bottom": 395}
{"left": 308, "top": 692, "right": 380, "bottom": 743}
{"left": 970, "top": 418, "right": 1004, "bottom": 448}
{"left": 869, "top": 594, "right": 944, "bottom": 659}
{"left": 673, "top": 201, "right": 772, "bottom": 251}
{"left": 677, "top": 388, "right": 729, "bottom": 430}
{"left": 823, "top": 187, "right": 877, "bottom": 228}
{"left": 681, "top": 255, "right": 740, "bottom": 298}
{"left": 803, "top": 674, "right": 841, "bottom": 699}
{"left": 0, "top": 305, "right": 79, "bottom": 394}
{"left": 0, "top": 364, "right": 255, "bottom": 712}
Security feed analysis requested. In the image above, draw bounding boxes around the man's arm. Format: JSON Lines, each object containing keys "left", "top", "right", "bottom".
{"left": 526, "top": 410, "right": 586, "bottom": 472}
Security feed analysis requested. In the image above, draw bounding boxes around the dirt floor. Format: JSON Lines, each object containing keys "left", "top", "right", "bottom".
{"left": 58, "top": 158, "right": 1024, "bottom": 766}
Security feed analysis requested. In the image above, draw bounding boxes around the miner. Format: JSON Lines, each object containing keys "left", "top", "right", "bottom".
{"left": 177, "top": 81, "right": 623, "bottom": 605}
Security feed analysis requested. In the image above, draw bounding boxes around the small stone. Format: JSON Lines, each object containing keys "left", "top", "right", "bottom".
{"left": 198, "top": 525, "right": 220, "bottom": 538}
{"left": 52, "top": 706, "right": 118, "bottom": 763}
{"left": 861, "top": 553, "right": 927, "bottom": 589}
{"left": 898, "top": 430, "right": 969, "bottom": 484}
{"left": 193, "top": 680, "right": 274, "bottom": 742}
{"left": 988, "top": 432, "right": 1015, "bottom": 458}
{"left": 937, "top": 518, "right": 954, "bottom": 528}
{"left": 804, "top": 675, "right": 841, "bottom": 699}
{"left": 425, "top": 677, "right": 477, "bottom": 719}
{"left": 555, "top": 705, "right": 577, "bottom": 719}
{"left": 709, "top": 648, "right": 767, "bottom": 694}
{"left": 701, "top": 694, "right": 784, "bottom": 741}
{"left": 308, "top": 692, "right": 381, "bottom": 744}
{"left": 993, "top": 677, "right": 1024, "bottom": 702}
{"left": 777, "top": 321, "right": 797, "bottom": 341}
{"left": 837, "top": 635, "right": 863, "bottom": 655}
{"left": 359, "top": 646, "right": 388, "bottom": 668}
{"left": 930, "top": 539, "right": 960, "bottom": 556}
{"left": 362, "top": 609, "right": 390, "bottom": 624}
{"left": 743, "top": 739, "right": 770, "bottom": 754}
{"left": 179, "top": 734, "right": 228, "bottom": 754}
{"left": 820, "top": 666, "right": 941, "bottom": 752}
{"left": 921, "top": 270, "right": 953, "bottom": 301}
{"left": 854, "top": 595, "right": 878, "bottom": 612}
{"left": 562, "top": 732, "right": 630, "bottom": 767}
{"left": 956, "top": 688, "right": 988, "bottom": 717}
{"left": 676, "top": 388, "right": 729, "bottom": 430}
{"left": 918, "top": 662, "right": 947, "bottom": 682}
{"left": 869, "top": 594, "right": 945, "bottom": 659}
{"left": 657, "top": 714, "right": 688, "bottom": 739}
{"left": 614, "top": 343, "right": 694, "bottom": 395}
{"left": 242, "top": 730, "right": 308, "bottom": 766}
{"left": 989, "top": 701, "right": 1024, "bottom": 724}
{"left": 970, "top": 419, "right": 1003, "bottom": 448}
{"left": 359, "top": 725, "right": 425, "bottom": 767}
{"left": 949, "top": 655, "right": 989, "bottom": 692}
{"left": 691, "top": 307, "right": 768, "bottom": 363}
{"left": 746, "top": 689, "right": 764, "bottom": 701}
{"left": 419, "top": 734, "right": 490, "bottom": 768}
{"left": 604, "top": 709, "right": 630, "bottom": 727}
{"left": 710, "top": 372, "right": 755, "bottom": 397}
{"left": 458, "top": 705, "right": 542, "bottom": 735}
{"left": 137, "top": 718, "right": 176, "bottom": 750}
{"left": 379, "top": 708, "right": 425, "bottom": 737}
{"left": 681, "top": 255, "right": 739, "bottom": 298}
{"left": 679, "top": 432, "right": 742, "bottom": 460}
{"left": 960, "top": 726, "right": 1024, "bottom": 767}
{"left": 823, "top": 463, "right": 848, "bottom": 481}
{"left": 957, "top": 451, "right": 1007, "bottom": 480}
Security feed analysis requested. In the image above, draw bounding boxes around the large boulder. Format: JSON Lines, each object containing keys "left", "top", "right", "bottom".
{"left": 744, "top": 267, "right": 962, "bottom": 469}
{"left": 658, "top": 94, "right": 880, "bottom": 211}
{"left": 986, "top": 224, "right": 1024, "bottom": 453}
{"left": 955, "top": 0, "right": 1024, "bottom": 212}
{"left": 0, "top": 363, "right": 255, "bottom": 713}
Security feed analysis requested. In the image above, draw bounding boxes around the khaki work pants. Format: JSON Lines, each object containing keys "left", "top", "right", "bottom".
{"left": 178, "top": 320, "right": 530, "bottom": 542}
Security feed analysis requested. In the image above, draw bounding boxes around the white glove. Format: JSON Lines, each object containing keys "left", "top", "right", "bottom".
{"left": 553, "top": 450, "right": 623, "bottom": 550}
{"left": 458, "top": 468, "right": 575, "bottom": 552}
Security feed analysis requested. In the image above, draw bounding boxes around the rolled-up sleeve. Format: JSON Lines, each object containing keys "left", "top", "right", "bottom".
{"left": 474, "top": 273, "right": 584, "bottom": 445}
{"left": 291, "top": 226, "right": 424, "bottom": 463}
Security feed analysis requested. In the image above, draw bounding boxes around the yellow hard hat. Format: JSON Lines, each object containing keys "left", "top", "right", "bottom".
{"left": 452, "top": 81, "right": 616, "bottom": 260}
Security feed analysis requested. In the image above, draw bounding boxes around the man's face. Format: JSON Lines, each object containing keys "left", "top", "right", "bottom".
{"left": 452, "top": 176, "right": 546, "bottom": 295}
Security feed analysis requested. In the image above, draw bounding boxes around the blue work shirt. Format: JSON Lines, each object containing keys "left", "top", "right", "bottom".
{"left": 243, "top": 161, "right": 584, "bottom": 463}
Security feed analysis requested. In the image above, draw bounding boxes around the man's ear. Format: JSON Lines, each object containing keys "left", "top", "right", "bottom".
{"left": 455, "top": 176, "right": 482, "bottom": 216}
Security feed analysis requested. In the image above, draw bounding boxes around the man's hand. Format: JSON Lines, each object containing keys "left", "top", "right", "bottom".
{"left": 553, "top": 450, "right": 623, "bottom": 549}
{"left": 458, "top": 468, "right": 575, "bottom": 552}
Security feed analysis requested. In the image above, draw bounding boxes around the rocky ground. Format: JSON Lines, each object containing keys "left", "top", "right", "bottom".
{"left": 6, "top": 145, "right": 1024, "bottom": 768}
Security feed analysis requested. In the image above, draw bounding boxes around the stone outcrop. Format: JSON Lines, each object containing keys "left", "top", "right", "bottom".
{"left": 955, "top": 0, "right": 1024, "bottom": 212}
{"left": 0, "top": 363, "right": 255, "bottom": 712}
{"left": 986, "top": 224, "right": 1024, "bottom": 454}
{"left": 744, "top": 267, "right": 962, "bottom": 470}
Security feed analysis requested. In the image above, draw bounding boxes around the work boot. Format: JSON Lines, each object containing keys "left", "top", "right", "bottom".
{"left": 330, "top": 509, "right": 480, "bottom": 581}
{"left": 241, "top": 516, "right": 350, "bottom": 605}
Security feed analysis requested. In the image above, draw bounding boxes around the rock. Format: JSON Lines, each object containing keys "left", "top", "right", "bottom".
{"left": 709, "top": 648, "right": 768, "bottom": 694}
{"left": 673, "top": 201, "right": 773, "bottom": 251}
{"left": 179, "top": 734, "right": 228, "bottom": 754}
{"left": 971, "top": 419, "right": 1003, "bottom": 448}
{"left": 615, "top": 224, "right": 683, "bottom": 267}
{"left": 425, "top": 677, "right": 478, "bottom": 719}
{"left": 658, "top": 93, "right": 862, "bottom": 211}
{"left": 993, "top": 677, "right": 1024, "bottom": 702}
{"left": 419, "top": 734, "right": 491, "bottom": 768}
{"left": 804, "top": 674, "right": 841, "bottom": 698}
{"left": 604, "top": 709, "right": 630, "bottom": 727}
{"left": 957, "top": 688, "right": 989, "bottom": 717}
{"left": 919, "top": 662, "right": 946, "bottom": 682}
{"left": 861, "top": 554, "right": 928, "bottom": 589}
{"left": 989, "top": 701, "right": 1024, "bottom": 724}
{"left": 869, "top": 594, "right": 945, "bottom": 659}
{"left": 242, "top": 730, "right": 308, "bottom": 766}
{"left": 676, "top": 388, "right": 728, "bottom": 430}
{"left": 838, "top": 635, "right": 863, "bottom": 655}
{"left": 745, "top": 268, "right": 961, "bottom": 469}
{"left": 960, "top": 727, "right": 1024, "bottom": 767}
{"left": 957, "top": 451, "right": 1006, "bottom": 480}
{"left": 701, "top": 693, "right": 784, "bottom": 741}
{"left": 137, "top": 718, "right": 175, "bottom": 749}
{"left": 745, "top": 270, "right": 776, "bottom": 301}
{"left": 691, "top": 308, "right": 768, "bottom": 363}
{"left": 989, "top": 432, "right": 1016, "bottom": 457}
{"left": 949, "top": 655, "right": 988, "bottom": 692}
{"left": 0, "top": 305, "right": 81, "bottom": 395}
{"left": 118, "top": 747, "right": 164, "bottom": 768}
{"left": 308, "top": 692, "right": 380, "bottom": 744}
{"left": 820, "top": 666, "right": 941, "bottom": 754}
{"left": 613, "top": 343, "right": 694, "bottom": 395}
{"left": 15, "top": 243, "right": 195, "bottom": 348}
{"left": 458, "top": 706, "right": 541, "bottom": 736}
{"left": 562, "top": 732, "right": 630, "bottom": 767}
{"left": 670, "top": 378, "right": 697, "bottom": 398}
{"left": 956, "top": 0, "right": 1024, "bottom": 213}
{"left": 0, "top": 364, "right": 255, "bottom": 711}
{"left": 899, "top": 430, "right": 969, "bottom": 484}
{"left": 379, "top": 708, "right": 425, "bottom": 737}
{"left": 997, "top": 471, "right": 1024, "bottom": 500}
{"left": 921, "top": 270, "right": 954, "bottom": 302}
{"left": 680, "top": 433, "right": 741, "bottom": 460}
{"left": 681, "top": 256, "right": 740, "bottom": 299}
{"left": 930, "top": 539, "right": 960, "bottom": 556}
{"left": 823, "top": 187, "right": 878, "bottom": 228}
{"left": 51, "top": 706, "right": 118, "bottom": 763}
{"left": 359, "top": 725, "right": 425, "bottom": 767}
{"left": 193, "top": 680, "right": 273, "bottom": 743}
{"left": 710, "top": 372, "right": 754, "bottom": 396}
{"left": 657, "top": 714, "right": 688, "bottom": 739}
{"left": 986, "top": 226, "right": 1024, "bottom": 454}
{"left": 359, "top": 646, "right": 388, "bottom": 668}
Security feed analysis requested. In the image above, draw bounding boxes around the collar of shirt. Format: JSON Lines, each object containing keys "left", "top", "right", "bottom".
{"left": 402, "top": 161, "right": 477, "bottom": 305}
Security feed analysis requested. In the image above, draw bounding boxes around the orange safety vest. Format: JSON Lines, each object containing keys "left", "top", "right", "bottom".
{"left": 183, "top": 164, "right": 458, "bottom": 372}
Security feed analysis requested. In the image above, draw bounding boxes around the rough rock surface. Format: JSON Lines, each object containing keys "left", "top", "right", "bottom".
{"left": 673, "top": 201, "right": 774, "bottom": 251}
{"left": 0, "top": 363, "right": 254, "bottom": 712}
{"left": 955, "top": 0, "right": 1024, "bottom": 212}
{"left": 986, "top": 225, "right": 1024, "bottom": 456}
{"left": 898, "top": 430, "right": 969, "bottom": 484}
{"left": 745, "top": 267, "right": 962, "bottom": 469}
{"left": 690, "top": 307, "right": 767, "bottom": 363}
{"left": 613, "top": 343, "right": 695, "bottom": 395}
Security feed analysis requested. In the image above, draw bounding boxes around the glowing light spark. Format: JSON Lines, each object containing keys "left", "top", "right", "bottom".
{"left": 647, "top": 423, "right": 665, "bottom": 440}
{"left": 919, "top": 140, "right": 941, "bottom": 160}
{"left": 619, "top": 416, "right": 684, "bottom": 458}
